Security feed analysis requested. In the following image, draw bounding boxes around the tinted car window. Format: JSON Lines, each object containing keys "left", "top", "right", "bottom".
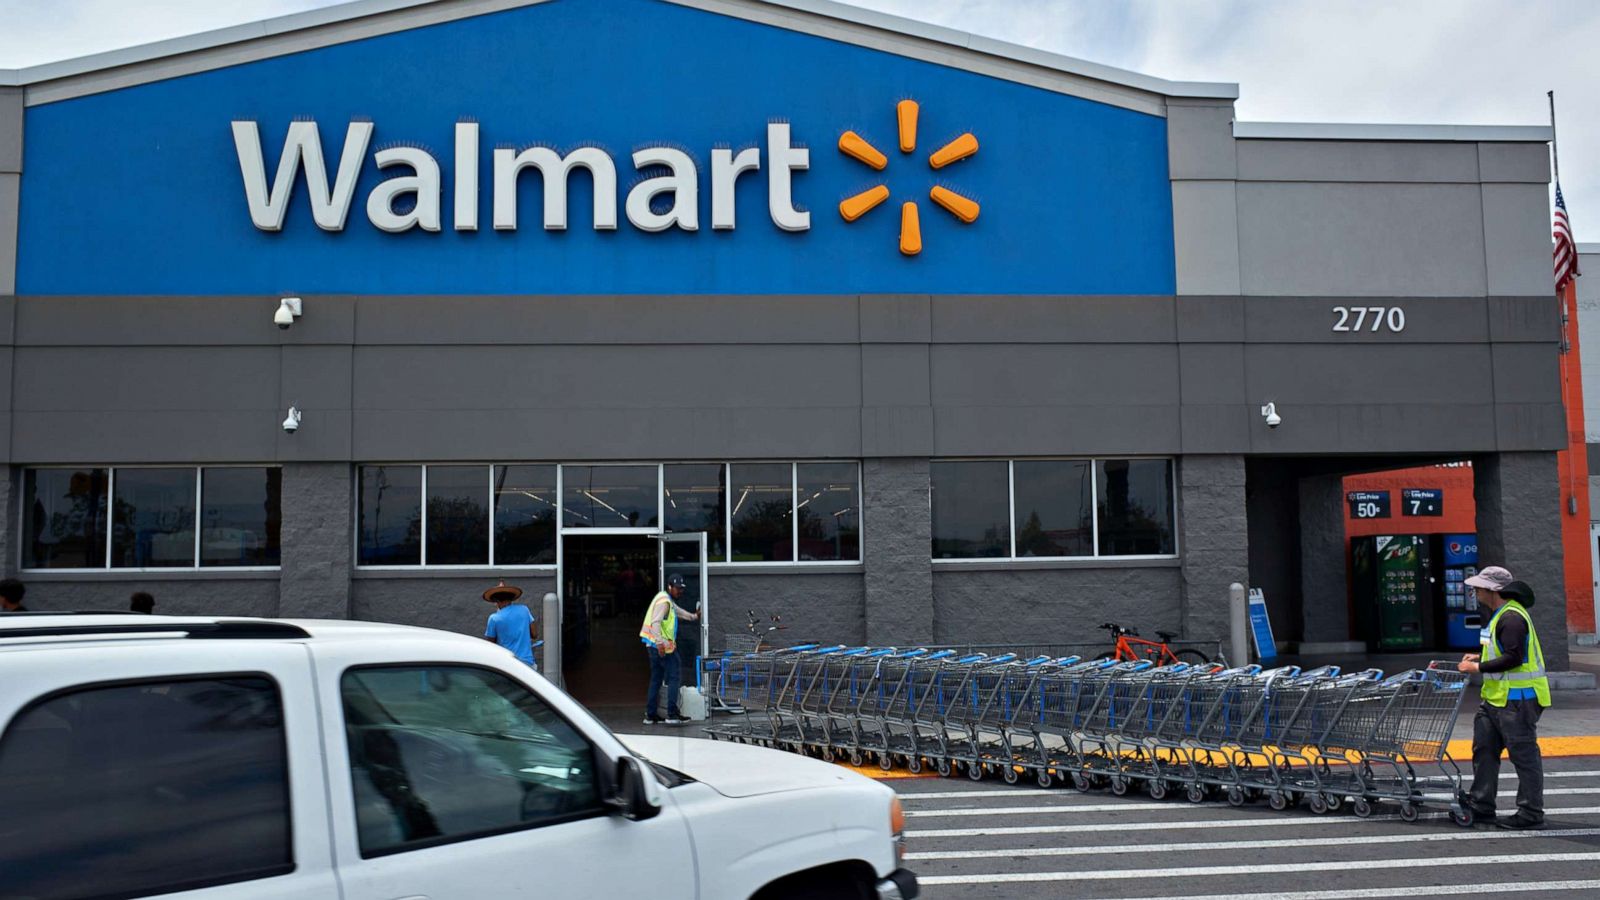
{"left": 0, "top": 676, "right": 292, "bottom": 900}
{"left": 342, "top": 665, "right": 603, "bottom": 857}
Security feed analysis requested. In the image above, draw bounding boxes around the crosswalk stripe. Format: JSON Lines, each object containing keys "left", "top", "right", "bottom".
{"left": 906, "top": 786, "right": 1600, "bottom": 818}
{"left": 903, "top": 825, "right": 1600, "bottom": 860}
{"left": 915, "top": 850, "right": 1600, "bottom": 885}
{"left": 1086, "top": 879, "right": 1600, "bottom": 900}
{"left": 908, "top": 804, "right": 1600, "bottom": 838}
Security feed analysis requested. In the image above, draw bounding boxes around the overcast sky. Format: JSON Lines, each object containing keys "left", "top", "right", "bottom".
{"left": 2, "top": 0, "right": 1596, "bottom": 241}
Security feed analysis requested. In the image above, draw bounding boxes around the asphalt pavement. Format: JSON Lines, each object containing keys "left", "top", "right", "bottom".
{"left": 891, "top": 755, "right": 1600, "bottom": 899}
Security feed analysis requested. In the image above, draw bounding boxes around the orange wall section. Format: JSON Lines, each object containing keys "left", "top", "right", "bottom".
{"left": 1559, "top": 279, "right": 1595, "bottom": 633}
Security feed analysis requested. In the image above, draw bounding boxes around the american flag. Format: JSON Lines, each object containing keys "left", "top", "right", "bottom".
{"left": 1554, "top": 182, "right": 1579, "bottom": 292}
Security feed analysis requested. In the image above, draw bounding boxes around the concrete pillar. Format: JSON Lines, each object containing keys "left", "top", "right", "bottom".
{"left": 1179, "top": 454, "right": 1249, "bottom": 642}
{"left": 278, "top": 462, "right": 353, "bottom": 619}
{"left": 0, "top": 464, "right": 15, "bottom": 579}
{"left": 1298, "top": 473, "right": 1350, "bottom": 642}
{"left": 861, "top": 457, "right": 933, "bottom": 644}
{"left": 1474, "top": 451, "right": 1570, "bottom": 671}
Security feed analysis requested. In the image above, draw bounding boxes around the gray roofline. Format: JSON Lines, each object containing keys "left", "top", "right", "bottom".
{"left": 0, "top": 0, "right": 1238, "bottom": 102}
{"left": 1234, "top": 121, "right": 1553, "bottom": 143}
{"left": 1579, "top": 243, "right": 1600, "bottom": 254}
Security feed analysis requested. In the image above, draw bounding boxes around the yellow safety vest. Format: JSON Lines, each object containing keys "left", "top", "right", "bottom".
{"left": 639, "top": 591, "right": 677, "bottom": 651}
{"left": 1479, "top": 600, "right": 1550, "bottom": 708}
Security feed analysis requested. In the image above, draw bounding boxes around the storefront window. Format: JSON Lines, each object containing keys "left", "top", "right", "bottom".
{"left": 796, "top": 463, "right": 859, "bottom": 562}
{"left": 664, "top": 464, "right": 727, "bottom": 561}
{"left": 110, "top": 468, "right": 197, "bottom": 568}
{"left": 426, "top": 465, "right": 489, "bottom": 565}
{"left": 931, "top": 461, "right": 1010, "bottom": 559}
{"left": 730, "top": 464, "right": 793, "bottom": 562}
{"left": 1013, "top": 460, "right": 1092, "bottom": 558}
{"left": 1096, "top": 459, "right": 1176, "bottom": 556}
{"left": 359, "top": 466, "right": 422, "bottom": 566}
{"left": 23, "top": 468, "right": 108, "bottom": 569}
{"left": 493, "top": 465, "right": 557, "bottom": 565}
{"left": 200, "top": 467, "right": 281, "bottom": 567}
{"left": 561, "top": 465, "right": 659, "bottom": 529}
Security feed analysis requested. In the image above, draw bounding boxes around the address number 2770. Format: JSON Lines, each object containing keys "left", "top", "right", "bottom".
{"left": 1332, "top": 306, "right": 1406, "bottom": 333}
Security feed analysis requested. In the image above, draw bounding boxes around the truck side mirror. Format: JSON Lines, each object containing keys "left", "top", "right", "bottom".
{"left": 613, "top": 756, "right": 662, "bottom": 821}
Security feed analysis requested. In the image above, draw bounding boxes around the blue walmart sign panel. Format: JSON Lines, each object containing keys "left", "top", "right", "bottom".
{"left": 17, "top": 0, "right": 1175, "bottom": 295}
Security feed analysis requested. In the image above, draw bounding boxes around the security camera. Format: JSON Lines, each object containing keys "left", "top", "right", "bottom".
{"left": 1261, "top": 402, "right": 1282, "bottom": 428}
{"left": 274, "top": 297, "right": 303, "bottom": 330}
{"left": 282, "top": 406, "right": 302, "bottom": 434}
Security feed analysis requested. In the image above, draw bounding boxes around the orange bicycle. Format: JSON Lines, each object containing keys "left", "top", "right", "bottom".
{"left": 1097, "top": 622, "right": 1209, "bottom": 665}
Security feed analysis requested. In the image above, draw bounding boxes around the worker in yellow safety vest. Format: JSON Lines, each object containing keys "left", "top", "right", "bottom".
{"left": 1456, "top": 566, "right": 1550, "bottom": 829}
{"left": 640, "top": 573, "right": 699, "bottom": 725}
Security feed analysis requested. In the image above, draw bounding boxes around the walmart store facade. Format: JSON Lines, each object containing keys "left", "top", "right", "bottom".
{"left": 0, "top": 0, "right": 1577, "bottom": 672}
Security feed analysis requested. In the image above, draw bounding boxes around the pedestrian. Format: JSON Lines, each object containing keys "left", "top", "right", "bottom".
{"left": 481, "top": 580, "right": 537, "bottom": 667}
{"left": 1457, "top": 565, "right": 1550, "bottom": 829}
{"left": 129, "top": 592, "right": 155, "bottom": 614}
{"left": 0, "top": 578, "right": 26, "bottom": 612}
{"left": 639, "top": 573, "right": 698, "bottom": 725}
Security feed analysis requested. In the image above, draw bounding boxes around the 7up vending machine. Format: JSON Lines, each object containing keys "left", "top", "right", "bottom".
{"left": 1351, "top": 535, "right": 1431, "bottom": 650}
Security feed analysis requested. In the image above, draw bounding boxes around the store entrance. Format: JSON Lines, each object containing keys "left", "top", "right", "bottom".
{"left": 560, "top": 535, "right": 658, "bottom": 709}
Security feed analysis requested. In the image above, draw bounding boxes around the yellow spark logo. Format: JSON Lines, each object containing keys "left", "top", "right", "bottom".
{"left": 838, "top": 100, "right": 979, "bottom": 256}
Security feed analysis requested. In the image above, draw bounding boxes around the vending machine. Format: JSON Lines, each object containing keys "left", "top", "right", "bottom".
{"left": 1437, "top": 533, "right": 1481, "bottom": 650}
{"left": 1350, "top": 535, "right": 1430, "bottom": 650}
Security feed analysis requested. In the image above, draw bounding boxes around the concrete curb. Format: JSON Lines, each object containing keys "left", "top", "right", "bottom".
{"left": 1549, "top": 670, "right": 1598, "bottom": 691}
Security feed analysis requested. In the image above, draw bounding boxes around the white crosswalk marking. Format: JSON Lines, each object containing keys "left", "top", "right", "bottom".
{"left": 908, "top": 804, "right": 1600, "bottom": 837}
{"left": 915, "top": 851, "right": 1600, "bottom": 886}
{"left": 1094, "top": 879, "right": 1600, "bottom": 900}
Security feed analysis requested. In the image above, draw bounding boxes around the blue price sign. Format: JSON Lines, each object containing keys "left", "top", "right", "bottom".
{"left": 1347, "top": 491, "right": 1390, "bottom": 519}
{"left": 1401, "top": 489, "right": 1443, "bottom": 517}
{"left": 1248, "top": 588, "right": 1277, "bottom": 661}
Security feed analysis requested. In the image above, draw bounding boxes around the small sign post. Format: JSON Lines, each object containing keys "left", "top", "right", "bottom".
{"left": 1247, "top": 588, "right": 1278, "bottom": 662}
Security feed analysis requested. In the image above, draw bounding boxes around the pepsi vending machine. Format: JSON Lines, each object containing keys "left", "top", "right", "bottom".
{"left": 1436, "top": 533, "right": 1481, "bottom": 649}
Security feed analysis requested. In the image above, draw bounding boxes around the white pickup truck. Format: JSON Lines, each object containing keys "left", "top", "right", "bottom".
{"left": 0, "top": 615, "right": 917, "bottom": 900}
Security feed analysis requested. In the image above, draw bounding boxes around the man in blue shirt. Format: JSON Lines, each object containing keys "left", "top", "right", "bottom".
{"left": 482, "top": 580, "right": 537, "bottom": 666}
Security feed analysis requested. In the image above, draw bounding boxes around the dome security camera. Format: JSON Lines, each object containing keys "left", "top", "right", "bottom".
{"left": 282, "top": 406, "right": 302, "bottom": 434}
{"left": 1261, "top": 402, "right": 1282, "bottom": 428}
{"left": 275, "top": 297, "right": 303, "bottom": 329}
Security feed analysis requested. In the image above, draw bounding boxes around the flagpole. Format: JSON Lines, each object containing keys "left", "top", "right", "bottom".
{"left": 1549, "top": 90, "right": 1561, "bottom": 188}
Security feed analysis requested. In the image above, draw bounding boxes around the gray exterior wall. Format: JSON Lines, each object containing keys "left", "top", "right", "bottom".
{"left": 1474, "top": 451, "right": 1570, "bottom": 670}
{"left": 932, "top": 564, "right": 1183, "bottom": 646}
{"left": 0, "top": 85, "right": 18, "bottom": 298}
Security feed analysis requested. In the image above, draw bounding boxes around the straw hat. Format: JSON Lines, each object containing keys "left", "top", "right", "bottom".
{"left": 482, "top": 580, "right": 523, "bottom": 603}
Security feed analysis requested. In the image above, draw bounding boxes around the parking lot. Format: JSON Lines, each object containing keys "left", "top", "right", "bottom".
{"left": 890, "top": 757, "right": 1600, "bottom": 899}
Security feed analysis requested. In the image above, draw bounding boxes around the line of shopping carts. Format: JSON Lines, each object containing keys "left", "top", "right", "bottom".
{"left": 700, "top": 645, "right": 1476, "bottom": 825}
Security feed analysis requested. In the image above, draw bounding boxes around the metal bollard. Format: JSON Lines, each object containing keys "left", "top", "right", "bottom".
{"left": 1229, "top": 582, "right": 1249, "bottom": 666}
{"left": 541, "top": 592, "right": 563, "bottom": 689}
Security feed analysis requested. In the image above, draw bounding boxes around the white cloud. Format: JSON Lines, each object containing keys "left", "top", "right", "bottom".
{"left": 3, "top": 0, "right": 1597, "bottom": 239}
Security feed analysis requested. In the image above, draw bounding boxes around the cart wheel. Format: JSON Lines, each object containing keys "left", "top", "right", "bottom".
{"left": 1226, "top": 786, "right": 1246, "bottom": 807}
{"left": 1352, "top": 798, "right": 1373, "bottom": 819}
{"left": 1036, "top": 769, "right": 1054, "bottom": 789}
{"left": 1450, "top": 807, "right": 1474, "bottom": 828}
{"left": 1399, "top": 803, "right": 1420, "bottom": 823}
{"left": 1267, "top": 791, "right": 1289, "bottom": 811}
{"left": 907, "top": 757, "right": 923, "bottom": 775}
{"left": 1110, "top": 776, "right": 1129, "bottom": 796}
{"left": 967, "top": 761, "right": 985, "bottom": 781}
{"left": 848, "top": 751, "right": 863, "bottom": 767}
{"left": 1308, "top": 793, "right": 1329, "bottom": 815}
{"left": 1324, "top": 793, "right": 1343, "bottom": 812}
{"left": 878, "top": 753, "right": 893, "bottom": 771}
{"left": 1073, "top": 772, "right": 1092, "bottom": 792}
{"left": 1148, "top": 780, "right": 1168, "bottom": 800}
{"left": 936, "top": 759, "right": 952, "bottom": 777}
{"left": 1185, "top": 785, "right": 1205, "bottom": 804}
{"left": 1000, "top": 765, "right": 1018, "bottom": 785}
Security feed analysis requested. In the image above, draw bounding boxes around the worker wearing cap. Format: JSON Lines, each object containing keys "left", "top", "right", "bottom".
{"left": 482, "top": 580, "right": 537, "bottom": 667}
{"left": 1457, "top": 565, "right": 1549, "bottom": 829}
{"left": 640, "top": 573, "right": 699, "bottom": 725}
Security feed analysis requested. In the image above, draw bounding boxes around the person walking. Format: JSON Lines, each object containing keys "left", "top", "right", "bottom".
{"left": 1457, "top": 565, "right": 1550, "bottom": 829}
{"left": 639, "top": 573, "right": 699, "bottom": 725}
{"left": 0, "top": 579, "right": 27, "bottom": 612}
{"left": 129, "top": 592, "right": 155, "bottom": 614}
{"left": 481, "top": 580, "right": 537, "bottom": 667}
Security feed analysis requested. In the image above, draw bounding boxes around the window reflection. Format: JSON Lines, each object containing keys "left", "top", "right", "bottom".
{"left": 664, "top": 464, "right": 726, "bottom": 561}
{"left": 1013, "top": 460, "right": 1091, "bottom": 557}
{"left": 494, "top": 465, "right": 557, "bottom": 565}
{"left": 1096, "top": 459, "right": 1175, "bottom": 556}
{"left": 200, "top": 467, "right": 282, "bottom": 566}
{"left": 427, "top": 466, "right": 489, "bottom": 565}
{"left": 112, "top": 468, "right": 197, "bottom": 568}
{"left": 23, "top": 468, "right": 108, "bottom": 569}
{"left": 359, "top": 466, "right": 422, "bottom": 566}
{"left": 796, "top": 463, "right": 859, "bottom": 562}
{"left": 561, "top": 466, "right": 658, "bottom": 529}
{"left": 931, "top": 461, "right": 1010, "bottom": 559}
{"left": 730, "top": 464, "right": 793, "bottom": 562}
